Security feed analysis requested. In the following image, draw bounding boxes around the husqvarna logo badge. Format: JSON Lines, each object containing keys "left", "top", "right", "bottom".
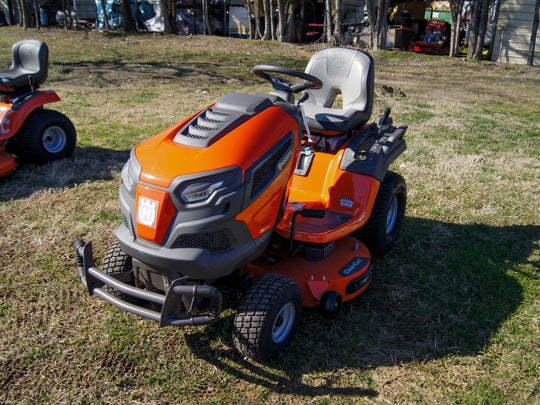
{"left": 137, "top": 196, "right": 159, "bottom": 228}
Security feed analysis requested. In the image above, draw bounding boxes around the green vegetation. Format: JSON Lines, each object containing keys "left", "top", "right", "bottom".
{"left": 0, "top": 27, "right": 539, "bottom": 404}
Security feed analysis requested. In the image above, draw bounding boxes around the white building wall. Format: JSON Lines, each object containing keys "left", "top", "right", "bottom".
{"left": 491, "top": 0, "right": 540, "bottom": 65}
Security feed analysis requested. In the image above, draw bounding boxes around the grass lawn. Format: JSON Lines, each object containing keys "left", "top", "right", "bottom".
{"left": 0, "top": 26, "right": 539, "bottom": 404}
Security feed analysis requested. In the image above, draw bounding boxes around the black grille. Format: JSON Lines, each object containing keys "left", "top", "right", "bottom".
{"left": 174, "top": 231, "right": 231, "bottom": 253}
{"left": 250, "top": 139, "right": 292, "bottom": 199}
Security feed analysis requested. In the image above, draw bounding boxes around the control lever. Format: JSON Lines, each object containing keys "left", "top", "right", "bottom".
{"left": 297, "top": 92, "right": 311, "bottom": 138}
{"left": 377, "top": 107, "right": 392, "bottom": 136}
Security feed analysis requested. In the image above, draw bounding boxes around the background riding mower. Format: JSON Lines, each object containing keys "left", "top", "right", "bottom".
{"left": 0, "top": 39, "right": 76, "bottom": 177}
{"left": 75, "top": 47, "right": 407, "bottom": 361}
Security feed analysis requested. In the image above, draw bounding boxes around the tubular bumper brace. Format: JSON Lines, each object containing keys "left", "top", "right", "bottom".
{"left": 74, "top": 240, "right": 222, "bottom": 327}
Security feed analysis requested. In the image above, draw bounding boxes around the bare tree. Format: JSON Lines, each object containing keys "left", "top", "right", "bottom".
{"left": 99, "top": 0, "right": 110, "bottom": 30}
{"left": 488, "top": 0, "right": 501, "bottom": 57}
{"left": 5, "top": 0, "right": 15, "bottom": 25}
{"left": 251, "top": 0, "right": 262, "bottom": 39}
{"left": 467, "top": 0, "right": 492, "bottom": 60}
{"left": 333, "top": 0, "right": 342, "bottom": 44}
{"left": 283, "top": 0, "right": 296, "bottom": 42}
{"left": 529, "top": 0, "right": 540, "bottom": 66}
{"left": 262, "top": 0, "right": 271, "bottom": 40}
{"left": 202, "top": 0, "right": 213, "bottom": 35}
{"left": 121, "top": 0, "right": 137, "bottom": 32}
{"left": 15, "top": 0, "right": 29, "bottom": 28}
{"left": 324, "top": 0, "right": 332, "bottom": 42}
{"left": 449, "top": 0, "right": 464, "bottom": 56}
{"left": 366, "top": 0, "right": 389, "bottom": 49}
{"left": 159, "top": 0, "right": 174, "bottom": 34}
{"left": 276, "top": 0, "right": 289, "bottom": 42}
{"left": 32, "top": 0, "right": 40, "bottom": 29}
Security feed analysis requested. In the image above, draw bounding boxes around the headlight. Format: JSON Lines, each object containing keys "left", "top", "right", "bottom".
{"left": 174, "top": 167, "right": 242, "bottom": 207}
{"left": 121, "top": 149, "right": 142, "bottom": 192}
{"left": 181, "top": 180, "right": 224, "bottom": 203}
{"left": 121, "top": 163, "right": 135, "bottom": 189}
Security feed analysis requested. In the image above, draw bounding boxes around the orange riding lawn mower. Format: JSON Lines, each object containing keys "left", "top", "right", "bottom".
{"left": 75, "top": 47, "right": 408, "bottom": 361}
{"left": 0, "top": 40, "right": 76, "bottom": 177}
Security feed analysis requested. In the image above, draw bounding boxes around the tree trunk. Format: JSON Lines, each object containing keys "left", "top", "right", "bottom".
{"left": 6, "top": 0, "right": 14, "bottom": 25}
{"left": 276, "top": 0, "right": 288, "bottom": 42}
{"left": 33, "top": 0, "right": 40, "bottom": 29}
{"left": 168, "top": 0, "right": 176, "bottom": 33}
{"left": 262, "top": 0, "right": 271, "bottom": 40}
{"left": 325, "top": 0, "right": 332, "bottom": 43}
{"left": 333, "top": 0, "right": 342, "bottom": 44}
{"left": 473, "top": 0, "right": 490, "bottom": 58}
{"left": 99, "top": 0, "right": 110, "bottom": 30}
{"left": 528, "top": 0, "right": 540, "bottom": 66}
{"left": 283, "top": 0, "right": 295, "bottom": 42}
{"left": 365, "top": 0, "right": 376, "bottom": 48}
{"left": 488, "top": 0, "right": 501, "bottom": 58}
{"left": 467, "top": 0, "right": 478, "bottom": 59}
{"left": 252, "top": 0, "right": 262, "bottom": 39}
{"left": 449, "top": 0, "right": 463, "bottom": 57}
{"left": 270, "top": 0, "right": 275, "bottom": 40}
{"left": 376, "top": 0, "right": 388, "bottom": 49}
{"left": 66, "top": 0, "right": 73, "bottom": 29}
{"left": 202, "top": 0, "right": 212, "bottom": 35}
{"left": 121, "top": 0, "right": 137, "bottom": 32}
{"left": 16, "top": 0, "right": 28, "bottom": 28}
{"left": 160, "top": 0, "right": 174, "bottom": 33}
{"left": 467, "top": 0, "right": 493, "bottom": 60}
{"left": 366, "top": 0, "right": 389, "bottom": 49}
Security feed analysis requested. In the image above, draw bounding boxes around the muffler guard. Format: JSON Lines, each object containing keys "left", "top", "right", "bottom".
{"left": 75, "top": 240, "right": 222, "bottom": 327}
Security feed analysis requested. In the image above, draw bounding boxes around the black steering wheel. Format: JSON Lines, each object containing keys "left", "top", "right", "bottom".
{"left": 253, "top": 65, "right": 322, "bottom": 94}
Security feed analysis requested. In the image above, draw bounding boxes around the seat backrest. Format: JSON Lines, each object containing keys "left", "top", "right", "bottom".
{"left": 11, "top": 39, "right": 49, "bottom": 87}
{"left": 303, "top": 48, "right": 374, "bottom": 132}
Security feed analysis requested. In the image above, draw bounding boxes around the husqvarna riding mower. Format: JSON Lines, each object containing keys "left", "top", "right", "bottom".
{"left": 75, "top": 48, "right": 407, "bottom": 360}
{"left": 0, "top": 39, "right": 76, "bottom": 177}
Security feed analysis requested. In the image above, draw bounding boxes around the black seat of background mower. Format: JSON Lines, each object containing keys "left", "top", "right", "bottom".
{"left": 0, "top": 39, "right": 49, "bottom": 95}
{"left": 302, "top": 48, "right": 374, "bottom": 133}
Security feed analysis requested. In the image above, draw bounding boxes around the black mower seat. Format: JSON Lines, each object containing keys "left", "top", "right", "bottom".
{"left": 0, "top": 39, "right": 49, "bottom": 95}
{"left": 302, "top": 48, "right": 374, "bottom": 133}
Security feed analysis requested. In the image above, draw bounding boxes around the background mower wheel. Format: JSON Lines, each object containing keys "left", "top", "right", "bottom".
{"left": 102, "top": 240, "right": 135, "bottom": 300}
{"left": 15, "top": 109, "right": 76, "bottom": 164}
{"left": 354, "top": 171, "right": 406, "bottom": 256}
{"left": 233, "top": 273, "right": 303, "bottom": 361}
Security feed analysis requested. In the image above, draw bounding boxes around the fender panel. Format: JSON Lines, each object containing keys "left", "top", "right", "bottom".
{"left": 340, "top": 124, "right": 407, "bottom": 182}
{"left": 0, "top": 90, "right": 60, "bottom": 140}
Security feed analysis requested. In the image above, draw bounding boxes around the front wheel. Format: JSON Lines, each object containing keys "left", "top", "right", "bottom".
{"left": 102, "top": 240, "right": 135, "bottom": 300}
{"left": 354, "top": 171, "right": 407, "bottom": 256}
{"left": 233, "top": 273, "right": 303, "bottom": 361}
{"left": 16, "top": 109, "right": 76, "bottom": 164}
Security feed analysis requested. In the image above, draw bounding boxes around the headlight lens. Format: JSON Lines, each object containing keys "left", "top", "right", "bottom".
{"left": 181, "top": 180, "right": 224, "bottom": 203}
{"left": 121, "top": 149, "right": 142, "bottom": 192}
{"left": 121, "top": 163, "right": 135, "bottom": 189}
{"left": 174, "top": 167, "right": 242, "bottom": 206}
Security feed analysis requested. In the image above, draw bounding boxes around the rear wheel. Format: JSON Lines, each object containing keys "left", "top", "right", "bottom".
{"left": 233, "top": 273, "right": 303, "bottom": 361}
{"left": 15, "top": 109, "right": 76, "bottom": 164}
{"left": 354, "top": 171, "right": 406, "bottom": 256}
{"left": 102, "top": 240, "right": 135, "bottom": 299}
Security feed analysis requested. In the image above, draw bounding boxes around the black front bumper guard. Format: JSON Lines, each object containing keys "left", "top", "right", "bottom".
{"left": 74, "top": 240, "right": 222, "bottom": 327}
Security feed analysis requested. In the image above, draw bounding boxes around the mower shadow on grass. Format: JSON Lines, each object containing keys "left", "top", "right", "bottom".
{"left": 50, "top": 59, "right": 251, "bottom": 88}
{"left": 0, "top": 146, "right": 129, "bottom": 201}
{"left": 184, "top": 218, "right": 537, "bottom": 396}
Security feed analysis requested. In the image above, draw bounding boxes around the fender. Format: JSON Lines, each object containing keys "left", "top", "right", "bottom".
{"left": 0, "top": 90, "right": 61, "bottom": 141}
{"left": 340, "top": 124, "right": 407, "bottom": 182}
